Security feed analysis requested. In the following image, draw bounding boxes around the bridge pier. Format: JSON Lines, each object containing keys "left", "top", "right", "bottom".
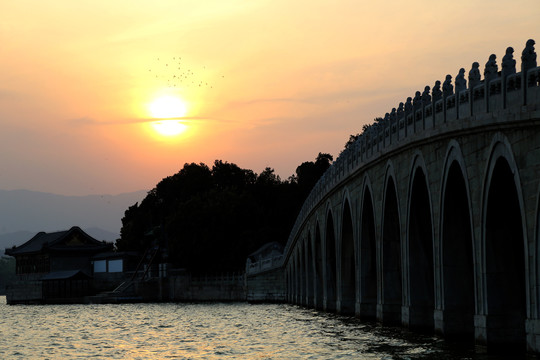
{"left": 475, "top": 314, "right": 526, "bottom": 352}
{"left": 402, "top": 305, "right": 434, "bottom": 331}
{"left": 526, "top": 320, "right": 540, "bottom": 353}
{"left": 376, "top": 303, "right": 401, "bottom": 325}
{"left": 337, "top": 299, "right": 356, "bottom": 315}
{"left": 356, "top": 302, "right": 376, "bottom": 320}
{"left": 434, "top": 309, "right": 444, "bottom": 336}
{"left": 314, "top": 296, "right": 324, "bottom": 310}
{"left": 474, "top": 315, "right": 487, "bottom": 345}
{"left": 434, "top": 309, "right": 474, "bottom": 340}
{"left": 324, "top": 296, "right": 337, "bottom": 313}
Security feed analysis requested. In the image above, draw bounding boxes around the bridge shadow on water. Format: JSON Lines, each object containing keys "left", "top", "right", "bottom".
{"left": 291, "top": 305, "right": 535, "bottom": 360}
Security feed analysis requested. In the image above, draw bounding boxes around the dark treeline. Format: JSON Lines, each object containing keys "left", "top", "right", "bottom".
{"left": 116, "top": 153, "right": 332, "bottom": 274}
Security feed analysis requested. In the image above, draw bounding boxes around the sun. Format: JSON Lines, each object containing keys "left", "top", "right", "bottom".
{"left": 148, "top": 95, "right": 188, "bottom": 119}
{"left": 151, "top": 120, "right": 188, "bottom": 137}
{"left": 147, "top": 95, "right": 189, "bottom": 137}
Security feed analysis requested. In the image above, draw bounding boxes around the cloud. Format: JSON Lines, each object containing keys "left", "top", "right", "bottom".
{"left": 68, "top": 115, "right": 238, "bottom": 127}
{"left": 69, "top": 117, "right": 100, "bottom": 126}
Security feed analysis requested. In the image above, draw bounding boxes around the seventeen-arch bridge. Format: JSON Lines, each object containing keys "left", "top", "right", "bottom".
{"left": 279, "top": 41, "right": 540, "bottom": 352}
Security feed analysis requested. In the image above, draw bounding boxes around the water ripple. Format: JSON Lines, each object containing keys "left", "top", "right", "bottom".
{"left": 0, "top": 297, "right": 529, "bottom": 359}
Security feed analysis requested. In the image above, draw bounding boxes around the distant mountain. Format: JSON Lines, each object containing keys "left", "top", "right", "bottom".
{"left": 0, "top": 231, "right": 34, "bottom": 253}
{"left": 0, "top": 189, "right": 147, "bottom": 247}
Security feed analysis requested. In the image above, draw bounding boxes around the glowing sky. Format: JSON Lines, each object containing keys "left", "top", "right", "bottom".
{"left": 1, "top": 1, "right": 538, "bottom": 195}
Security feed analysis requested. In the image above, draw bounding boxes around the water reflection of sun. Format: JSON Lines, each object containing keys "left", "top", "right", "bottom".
{"left": 148, "top": 95, "right": 189, "bottom": 137}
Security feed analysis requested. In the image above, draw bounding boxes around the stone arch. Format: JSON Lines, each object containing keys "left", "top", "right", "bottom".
{"left": 439, "top": 141, "right": 475, "bottom": 339}
{"left": 314, "top": 220, "right": 324, "bottom": 310}
{"left": 325, "top": 206, "right": 338, "bottom": 312}
{"left": 299, "top": 238, "right": 306, "bottom": 306}
{"left": 289, "top": 253, "right": 295, "bottom": 303}
{"left": 289, "top": 255, "right": 294, "bottom": 304}
{"left": 482, "top": 135, "right": 527, "bottom": 350}
{"left": 289, "top": 264, "right": 293, "bottom": 303}
{"left": 285, "top": 264, "right": 290, "bottom": 302}
{"left": 359, "top": 175, "right": 377, "bottom": 319}
{"left": 306, "top": 231, "right": 315, "bottom": 307}
{"left": 290, "top": 265, "right": 294, "bottom": 303}
{"left": 537, "top": 183, "right": 540, "bottom": 319}
{"left": 340, "top": 192, "right": 356, "bottom": 314}
{"left": 407, "top": 153, "right": 435, "bottom": 330}
{"left": 380, "top": 161, "right": 402, "bottom": 324}
{"left": 293, "top": 249, "right": 300, "bottom": 304}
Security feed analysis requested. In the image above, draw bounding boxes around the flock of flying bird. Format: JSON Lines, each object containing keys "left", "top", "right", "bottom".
{"left": 148, "top": 56, "right": 223, "bottom": 89}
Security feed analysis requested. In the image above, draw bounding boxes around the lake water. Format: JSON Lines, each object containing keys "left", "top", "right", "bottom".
{"left": 0, "top": 296, "right": 528, "bottom": 359}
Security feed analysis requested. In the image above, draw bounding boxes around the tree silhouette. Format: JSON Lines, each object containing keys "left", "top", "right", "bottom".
{"left": 117, "top": 155, "right": 329, "bottom": 274}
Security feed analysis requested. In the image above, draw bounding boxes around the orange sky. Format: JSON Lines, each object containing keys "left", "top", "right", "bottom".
{"left": 1, "top": 1, "right": 539, "bottom": 195}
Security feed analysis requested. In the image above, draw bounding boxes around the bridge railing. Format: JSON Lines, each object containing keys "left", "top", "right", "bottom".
{"left": 284, "top": 62, "right": 540, "bottom": 259}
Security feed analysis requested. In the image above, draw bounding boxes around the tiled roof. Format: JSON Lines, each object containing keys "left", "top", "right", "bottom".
{"left": 5, "top": 226, "right": 111, "bottom": 256}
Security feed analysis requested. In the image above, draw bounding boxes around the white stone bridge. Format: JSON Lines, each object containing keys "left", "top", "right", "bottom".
{"left": 280, "top": 43, "right": 540, "bottom": 352}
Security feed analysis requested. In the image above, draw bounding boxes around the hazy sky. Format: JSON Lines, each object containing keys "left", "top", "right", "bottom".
{"left": 1, "top": 1, "right": 538, "bottom": 196}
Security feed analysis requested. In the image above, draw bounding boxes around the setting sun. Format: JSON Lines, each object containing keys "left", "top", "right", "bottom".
{"left": 151, "top": 120, "right": 188, "bottom": 137}
{"left": 149, "top": 95, "right": 188, "bottom": 119}
{"left": 147, "top": 95, "right": 189, "bottom": 138}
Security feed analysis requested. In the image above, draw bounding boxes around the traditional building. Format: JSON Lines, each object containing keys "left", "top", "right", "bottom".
{"left": 4, "top": 226, "right": 113, "bottom": 304}
{"left": 91, "top": 251, "right": 140, "bottom": 292}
